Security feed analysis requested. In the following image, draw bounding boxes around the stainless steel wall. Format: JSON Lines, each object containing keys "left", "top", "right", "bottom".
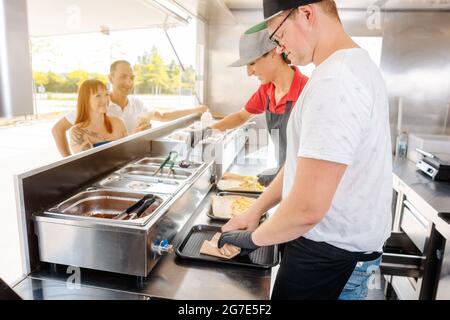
{"left": 205, "top": 10, "right": 268, "bottom": 130}
{"left": 205, "top": 9, "right": 450, "bottom": 145}
{"left": 381, "top": 11, "right": 450, "bottom": 144}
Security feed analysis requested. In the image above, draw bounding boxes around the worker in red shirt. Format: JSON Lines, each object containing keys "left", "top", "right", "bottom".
{"left": 210, "top": 29, "right": 308, "bottom": 186}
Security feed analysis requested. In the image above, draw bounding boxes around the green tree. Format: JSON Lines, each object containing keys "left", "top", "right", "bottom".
{"left": 32, "top": 71, "right": 49, "bottom": 88}
{"left": 90, "top": 73, "right": 108, "bottom": 84}
{"left": 134, "top": 47, "right": 171, "bottom": 95}
{"left": 146, "top": 46, "right": 170, "bottom": 95}
{"left": 181, "top": 65, "right": 196, "bottom": 93}
{"left": 167, "top": 60, "right": 181, "bottom": 94}
{"left": 46, "top": 71, "right": 65, "bottom": 92}
{"left": 66, "top": 69, "right": 90, "bottom": 92}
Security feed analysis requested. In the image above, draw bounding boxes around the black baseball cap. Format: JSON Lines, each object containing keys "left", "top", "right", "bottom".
{"left": 245, "top": 0, "right": 323, "bottom": 34}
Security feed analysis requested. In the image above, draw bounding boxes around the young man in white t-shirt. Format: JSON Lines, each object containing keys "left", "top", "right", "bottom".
{"left": 219, "top": 0, "right": 392, "bottom": 300}
{"left": 52, "top": 60, "right": 208, "bottom": 157}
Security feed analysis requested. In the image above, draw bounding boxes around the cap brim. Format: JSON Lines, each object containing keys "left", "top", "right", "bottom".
{"left": 245, "top": 11, "right": 283, "bottom": 35}
{"left": 228, "top": 56, "right": 256, "bottom": 67}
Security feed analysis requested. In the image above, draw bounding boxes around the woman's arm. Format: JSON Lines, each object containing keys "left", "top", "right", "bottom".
{"left": 52, "top": 117, "right": 73, "bottom": 157}
{"left": 110, "top": 116, "right": 128, "bottom": 138}
{"left": 70, "top": 126, "right": 93, "bottom": 154}
{"left": 211, "top": 109, "right": 254, "bottom": 132}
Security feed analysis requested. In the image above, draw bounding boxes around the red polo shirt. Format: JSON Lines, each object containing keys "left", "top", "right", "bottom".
{"left": 245, "top": 66, "right": 308, "bottom": 115}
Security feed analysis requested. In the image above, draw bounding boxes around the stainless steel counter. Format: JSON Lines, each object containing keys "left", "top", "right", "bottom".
{"left": 391, "top": 157, "right": 450, "bottom": 300}
{"left": 393, "top": 158, "right": 450, "bottom": 238}
{"left": 13, "top": 146, "right": 274, "bottom": 300}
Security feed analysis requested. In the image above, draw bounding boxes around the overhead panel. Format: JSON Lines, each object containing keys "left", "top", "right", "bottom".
{"left": 224, "top": 0, "right": 450, "bottom": 10}
{"left": 27, "top": 0, "right": 189, "bottom": 37}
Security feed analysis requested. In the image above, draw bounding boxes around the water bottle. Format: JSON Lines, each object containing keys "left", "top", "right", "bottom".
{"left": 395, "top": 132, "right": 408, "bottom": 158}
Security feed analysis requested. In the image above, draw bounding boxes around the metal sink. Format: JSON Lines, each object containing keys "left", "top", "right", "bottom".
{"left": 117, "top": 165, "right": 193, "bottom": 180}
{"left": 46, "top": 189, "right": 168, "bottom": 225}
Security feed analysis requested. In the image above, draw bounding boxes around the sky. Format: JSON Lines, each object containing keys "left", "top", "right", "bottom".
{"left": 30, "top": 21, "right": 197, "bottom": 74}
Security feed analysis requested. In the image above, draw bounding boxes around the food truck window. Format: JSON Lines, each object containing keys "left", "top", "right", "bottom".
{"left": 0, "top": 0, "right": 201, "bottom": 286}
{"left": 30, "top": 21, "right": 199, "bottom": 120}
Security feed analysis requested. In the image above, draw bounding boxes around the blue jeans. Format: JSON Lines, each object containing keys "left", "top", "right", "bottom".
{"left": 339, "top": 257, "right": 382, "bottom": 300}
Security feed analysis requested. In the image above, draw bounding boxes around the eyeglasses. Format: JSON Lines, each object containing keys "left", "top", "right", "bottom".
{"left": 269, "top": 8, "right": 296, "bottom": 46}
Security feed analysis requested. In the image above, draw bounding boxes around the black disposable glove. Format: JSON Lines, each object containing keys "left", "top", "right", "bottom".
{"left": 257, "top": 167, "right": 280, "bottom": 187}
{"left": 218, "top": 231, "right": 260, "bottom": 256}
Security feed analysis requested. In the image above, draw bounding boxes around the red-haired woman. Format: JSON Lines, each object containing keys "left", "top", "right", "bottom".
{"left": 70, "top": 79, "right": 127, "bottom": 154}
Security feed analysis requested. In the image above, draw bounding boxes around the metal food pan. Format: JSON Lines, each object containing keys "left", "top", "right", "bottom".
{"left": 46, "top": 189, "right": 166, "bottom": 224}
{"left": 207, "top": 192, "right": 264, "bottom": 222}
{"left": 95, "top": 174, "right": 181, "bottom": 194}
{"left": 117, "top": 165, "right": 193, "bottom": 180}
{"left": 175, "top": 225, "right": 279, "bottom": 269}
{"left": 135, "top": 157, "right": 202, "bottom": 169}
{"left": 216, "top": 179, "right": 265, "bottom": 194}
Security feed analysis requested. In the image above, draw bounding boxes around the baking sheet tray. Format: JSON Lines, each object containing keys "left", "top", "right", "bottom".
{"left": 175, "top": 225, "right": 279, "bottom": 268}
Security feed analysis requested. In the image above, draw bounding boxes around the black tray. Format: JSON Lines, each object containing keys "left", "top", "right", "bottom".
{"left": 207, "top": 192, "right": 265, "bottom": 222}
{"left": 175, "top": 225, "right": 279, "bottom": 269}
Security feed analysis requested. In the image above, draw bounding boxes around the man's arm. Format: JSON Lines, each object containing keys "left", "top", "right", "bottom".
{"left": 251, "top": 157, "right": 347, "bottom": 246}
{"left": 211, "top": 109, "right": 254, "bottom": 132}
{"left": 153, "top": 105, "right": 208, "bottom": 122}
{"left": 52, "top": 117, "right": 73, "bottom": 157}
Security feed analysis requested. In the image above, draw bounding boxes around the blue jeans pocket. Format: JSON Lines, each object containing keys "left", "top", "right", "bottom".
{"left": 339, "top": 257, "right": 382, "bottom": 300}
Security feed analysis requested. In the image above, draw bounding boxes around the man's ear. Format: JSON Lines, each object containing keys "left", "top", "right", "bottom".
{"left": 108, "top": 74, "right": 113, "bottom": 83}
{"left": 298, "top": 5, "right": 314, "bottom": 22}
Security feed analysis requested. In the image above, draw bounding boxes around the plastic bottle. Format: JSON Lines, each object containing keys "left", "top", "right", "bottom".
{"left": 200, "top": 111, "right": 213, "bottom": 129}
{"left": 395, "top": 131, "right": 408, "bottom": 158}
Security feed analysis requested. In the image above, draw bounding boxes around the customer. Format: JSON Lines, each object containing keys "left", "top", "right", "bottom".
{"left": 53, "top": 60, "right": 208, "bottom": 157}
{"left": 69, "top": 79, "right": 126, "bottom": 153}
{"left": 219, "top": 0, "right": 392, "bottom": 300}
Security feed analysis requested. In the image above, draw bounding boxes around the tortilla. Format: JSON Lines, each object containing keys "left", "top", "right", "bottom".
{"left": 200, "top": 233, "right": 241, "bottom": 259}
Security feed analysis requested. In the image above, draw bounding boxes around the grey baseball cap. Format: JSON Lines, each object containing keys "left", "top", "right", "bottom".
{"left": 229, "top": 29, "right": 277, "bottom": 67}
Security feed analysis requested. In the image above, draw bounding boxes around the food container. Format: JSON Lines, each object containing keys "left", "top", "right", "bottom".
{"left": 207, "top": 192, "right": 261, "bottom": 221}
{"left": 45, "top": 189, "right": 168, "bottom": 226}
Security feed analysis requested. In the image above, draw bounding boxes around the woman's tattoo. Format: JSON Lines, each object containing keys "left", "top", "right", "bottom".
{"left": 71, "top": 126, "right": 92, "bottom": 151}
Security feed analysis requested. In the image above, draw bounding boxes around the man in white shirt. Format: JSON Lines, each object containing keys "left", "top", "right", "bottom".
{"left": 219, "top": 0, "right": 392, "bottom": 300}
{"left": 52, "top": 60, "right": 207, "bottom": 157}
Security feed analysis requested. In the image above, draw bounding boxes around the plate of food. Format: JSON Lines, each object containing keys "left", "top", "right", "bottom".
{"left": 216, "top": 172, "right": 265, "bottom": 193}
{"left": 208, "top": 192, "right": 259, "bottom": 221}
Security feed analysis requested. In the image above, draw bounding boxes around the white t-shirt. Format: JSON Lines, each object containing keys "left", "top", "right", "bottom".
{"left": 65, "top": 96, "right": 154, "bottom": 134}
{"left": 283, "top": 48, "right": 392, "bottom": 252}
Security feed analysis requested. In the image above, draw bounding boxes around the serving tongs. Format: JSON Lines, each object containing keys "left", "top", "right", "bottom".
{"left": 113, "top": 194, "right": 156, "bottom": 220}
{"left": 152, "top": 151, "right": 178, "bottom": 177}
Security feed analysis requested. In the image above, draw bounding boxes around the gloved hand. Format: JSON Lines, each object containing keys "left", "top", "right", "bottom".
{"left": 218, "top": 231, "right": 260, "bottom": 256}
{"left": 257, "top": 167, "right": 280, "bottom": 187}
